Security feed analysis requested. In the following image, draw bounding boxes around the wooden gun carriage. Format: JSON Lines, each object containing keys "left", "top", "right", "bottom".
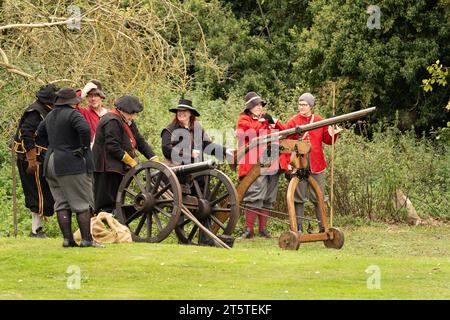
{"left": 234, "top": 107, "right": 376, "bottom": 250}
{"left": 114, "top": 159, "right": 239, "bottom": 249}
{"left": 114, "top": 107, "right": 375, "bottom": 250}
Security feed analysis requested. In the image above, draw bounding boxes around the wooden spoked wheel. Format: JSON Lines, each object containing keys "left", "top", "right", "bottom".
{"left": 279, "top": 231, "right": 300, "bottom": 250}
{"left": 175, "top": 169, "right": 239, "bottom": 246}
{"left": 115, "top": 161, "right": 182, "bottom": 243}
{"left": 323, "top": 227, "right": 345, "bottom": 249}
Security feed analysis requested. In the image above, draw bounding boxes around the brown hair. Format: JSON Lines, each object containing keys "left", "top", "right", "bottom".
{"left": 239, "top": 110, "right": 254, "bottom": 117}
{"left": 172, "top": 113, "right": 197, "bottom": 131}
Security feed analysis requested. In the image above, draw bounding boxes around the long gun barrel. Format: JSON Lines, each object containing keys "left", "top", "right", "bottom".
{"left": 237, "top": 107, "right": 376, "bottom": 161}
{"left": 259, "top": 107, "right": 376, "bottom": 145}
{"left": 171, "top": 159, "right": 217, "bottom": 176}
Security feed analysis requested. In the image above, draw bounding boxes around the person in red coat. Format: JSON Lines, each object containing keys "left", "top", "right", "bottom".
{"left": 236, "top": 92, "right": 286, "bottom": 239}
{"left": 75, "top": 80, "right": 108, "bottom": 147}
{"left": 284, "top": 92, "right": 341, "bottom": 232}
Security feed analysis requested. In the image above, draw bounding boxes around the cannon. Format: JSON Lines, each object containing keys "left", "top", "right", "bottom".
{"left": 233, "top": 107, "right": 376, "bottom": 250}
{"left": 114, "top": 159, "right": 239, "bottom": 248}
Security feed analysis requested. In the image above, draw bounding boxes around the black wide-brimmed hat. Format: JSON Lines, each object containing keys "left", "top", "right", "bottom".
{"left": 54, "top": 87, "right": 82, "bottom": 106}
{"left": 86, "top": 79, "right": 106, "bottom": 99}
{"left": 114, "top": 95, "right": 143, "bottom": 114}
{"left": 36, "top": 83, "right": 59, "bottom": 105}
{"left": 244, "top": 91, "right": 266, "bottom": 111}
{"left": 169, "top": 99, "right": 200, "bottom": 117}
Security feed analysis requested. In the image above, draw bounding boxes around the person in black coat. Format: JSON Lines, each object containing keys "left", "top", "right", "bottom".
{"left": 37, "top": 87, "right": 97, "bottom": 248}
{"left": 12, "top": 84, "right": 58, "bottom": 238}
{"left": 161, "top": 99, "right": 233, "bottom": 245}
{"left": 161, "top": 99, "right": 231, "bottom": 167}
{"left": 92, "top": 95, "right": 157, "bottom": 213}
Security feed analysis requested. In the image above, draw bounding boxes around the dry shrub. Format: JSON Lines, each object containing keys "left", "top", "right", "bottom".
{"left": 0, "top": 0, "right": 223, "bottom": 138}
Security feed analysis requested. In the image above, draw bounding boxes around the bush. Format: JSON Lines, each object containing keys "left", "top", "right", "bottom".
{"left": 327, "top": 119, "right": 449, "bottom": 222}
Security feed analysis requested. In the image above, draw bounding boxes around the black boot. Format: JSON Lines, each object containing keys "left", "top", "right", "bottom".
{"left": 29, "top": 226, "right": 48, "bottom": 238}
{"left": 258, "top": 229, "right": 271, "bottom": 238}
{"left": 80, "top": 239, "right": 104, "bottom": 248}
{"left": 57, "top": 209, "right": 74, "bottom": 247}
{"left": 63, "top": 239, "right": 78, "bottom": 247}
{"left": 76, "top": 210, "right": 104, "bottom": 248}
{"left": 240, "top": 228, "right": 254, "bottom": 239}
{"left": 76, "top": 210, "right": 93, "bottom": 243}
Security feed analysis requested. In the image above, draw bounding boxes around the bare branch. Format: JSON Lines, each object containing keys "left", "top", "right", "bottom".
{"left": 0, "top": 61, "right": 45, "bottom": 84}
{"left": 0, "top": 18, "right": 76, "bottom": 31}
{"left": 0, "top": 46, "right": 9, "bottom": 64}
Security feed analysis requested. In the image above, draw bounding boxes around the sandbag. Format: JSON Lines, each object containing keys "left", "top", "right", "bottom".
{"left": 74, "top": 211, "right": 133, "bottom": 244}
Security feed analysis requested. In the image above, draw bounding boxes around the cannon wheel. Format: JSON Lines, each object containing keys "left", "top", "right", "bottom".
{"left": 175, "top": 169, "right": 239, "bottom": 246}
{"left": 323, "top": 227, "right": 345, "bottom": 249}
{"left": 115, "top": 161, "right": 182, "bottom": 243}
{"left": 279, "top": 231, "right": 300, "bottom": 250}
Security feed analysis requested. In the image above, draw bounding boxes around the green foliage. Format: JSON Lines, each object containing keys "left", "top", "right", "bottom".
{"left": 422, "top": 60, "right": 450, "bottom": 145}
{"left": 177, "top": 0, "right": 450, "bottom": 133}
{"left": 422, "top": 60, "right": 449, "bottom": 92}
{"left": 288, "top": 0, "right": 450, "bottom": 131}
{"left": 328, "top": 118, "right": 450, "bottom": 222}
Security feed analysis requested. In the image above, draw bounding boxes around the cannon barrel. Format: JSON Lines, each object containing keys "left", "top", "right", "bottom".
{"left": 237, "top": 107, "right": 376, "bottom": 162}
{"left": 170, "top": 159, "right": 217, "bottom": 176}
{"left": 268, "top": 107, "right": 375, "bottom": 142}
{"left": 258, "top": 107, "right": 376, "bottom": 145}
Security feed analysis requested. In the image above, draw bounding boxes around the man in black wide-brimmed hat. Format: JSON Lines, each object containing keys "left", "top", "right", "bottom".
{"left": 37, "top": 87, "right": 98, "bottom": 247}
{"left": 92, "top": 95, "right": 157, "bottom": 214}
{"left": 13, "top": 84, "right": 58, "bottom": 238}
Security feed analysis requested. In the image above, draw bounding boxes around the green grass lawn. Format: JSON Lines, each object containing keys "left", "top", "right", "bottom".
{"left": 0, "top": 224, "right": 449, "bottom": 300}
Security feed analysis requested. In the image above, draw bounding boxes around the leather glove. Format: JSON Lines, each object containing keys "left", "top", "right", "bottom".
{"left": 122, "top": 152, "right": 138, "bottom": 168}
{"left": 262, "top": 113, "right": 275, "bottom": 124}
{"left": 25, "top": 148, "right": 39, "bottom": 175}
{"left": 80, "top": 82, "right": 97, "bottom": 98}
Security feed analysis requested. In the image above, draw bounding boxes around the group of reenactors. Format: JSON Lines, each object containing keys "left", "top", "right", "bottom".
{"left": 13, "top": 81, "right": 340, "bottom": 247}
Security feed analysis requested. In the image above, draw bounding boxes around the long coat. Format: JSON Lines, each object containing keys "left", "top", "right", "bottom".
{"left": 13, "top": 100, "right": 55, "bottom": 216}
{"left": 37, "top": 104, "right": 93, "bottom": 176}
{"left": 93, "top": 111, "right": 156, "bottom": 175}
{"left": 13, "top": 100, "right": 52, "bottom": 161}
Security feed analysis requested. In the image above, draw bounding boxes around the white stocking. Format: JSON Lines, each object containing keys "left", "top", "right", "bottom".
{"left": 31, "top": 212, "right": 43, "bottom": 233}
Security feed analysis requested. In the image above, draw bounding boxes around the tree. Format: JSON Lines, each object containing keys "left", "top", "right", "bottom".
{"left": 422, "top": 60, "right": 450, "bottom": 143}
{"left": 288, "top": 0, "right": 450, "bottom": 132}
